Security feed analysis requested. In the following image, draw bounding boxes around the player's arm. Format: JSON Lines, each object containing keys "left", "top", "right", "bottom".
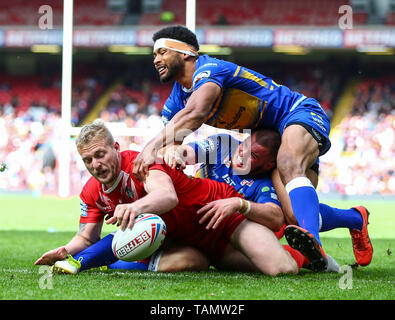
{"left": 133, "top": 82, "right": 221, "bottom": 180}
{"left": 106, "top": 169, "right": 179, "bottom": 230}
{"left": 197, "top": 197, "right": 284, "bottom": 231}
{"left": 64, "top": 221, "right": 103, "bottom": 255}
{"left": 34, "top": 221, "right": 103, "bottom": 266}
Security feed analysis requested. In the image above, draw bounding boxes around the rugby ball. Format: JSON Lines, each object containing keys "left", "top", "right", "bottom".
{"left": 112, "top": 214, "right": 167, "bottom": 262}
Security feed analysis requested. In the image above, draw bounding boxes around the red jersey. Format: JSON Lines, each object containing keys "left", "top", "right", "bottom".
{"left": 80, "top": 150, "right": 245, "bottom": 259}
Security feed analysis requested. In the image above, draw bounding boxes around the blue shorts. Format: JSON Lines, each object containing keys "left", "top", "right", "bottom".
{"left": 279, "top": 97, "right": 331, "bottom": 156}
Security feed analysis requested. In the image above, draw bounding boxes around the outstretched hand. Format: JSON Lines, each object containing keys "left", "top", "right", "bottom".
{"left": 197, "top": 197, "right": 241, "bottom": 229}
{"left": 133, "top": 145, "right": 157, "bottom": 182}
{"left": 163, "top": 145, "right": 187, "bottom": 170}
{"left": 106, "top": 203, "right": 141, "bottom": 231}
{"left": 34, "top": 246, "right": 68, "bottom": 266}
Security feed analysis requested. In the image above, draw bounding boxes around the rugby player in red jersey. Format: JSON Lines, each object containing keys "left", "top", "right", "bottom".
{"left": 35, "top": 120, "right": 308, "bottom": 275}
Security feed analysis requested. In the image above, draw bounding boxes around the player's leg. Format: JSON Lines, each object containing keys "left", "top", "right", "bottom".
{"left": 215, "top": 241, "right": 309, "bottom": 273}
{"left": 319, "top": 204, "right": 363, "bottom": 232}
{"left": 272, "top": 168, "right": 364, "bottom": 233}
{"left": 272, "top": 167, "right": 372, "bottom": 266}
{"left": 52, "top": 233, "right": 117, "bottom": 274}
{"left": 213, "top": 244, "right": 258, "bottom": 272}
{"left": 229, "top": 219, "right": 299, "bottom": 276}
{"left": 108, "top": 245, "right": 209, "bottom": 272}
{"left": 277, "top": 124, "right": 322, "bottom": 246}
{"left": 53, "top": 234, "right": 209, "bottom": 274}
{"left": 160, "top": 245, "right": 210, "bottom": 272}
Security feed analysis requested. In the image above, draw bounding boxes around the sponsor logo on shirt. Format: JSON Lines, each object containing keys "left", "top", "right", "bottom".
{"left": 241, "top": 179, "right": 254, "bottom": 187}
{"left": 197, "top": 138, "right": 215, "bottom": 153}
{"left": 193, "top": 70, "right": 211, "bottom": 88}
{"left": 270, "top": 193, "right": 278, "bottom": 200}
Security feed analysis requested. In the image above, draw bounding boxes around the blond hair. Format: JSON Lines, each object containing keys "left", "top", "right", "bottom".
{"left": 75, "top": 119, "right": 114, "bottom": 150}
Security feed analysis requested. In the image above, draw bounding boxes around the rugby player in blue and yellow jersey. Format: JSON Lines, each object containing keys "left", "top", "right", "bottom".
{"left": 133, "top": 25, "right": 332, "bottom": 271}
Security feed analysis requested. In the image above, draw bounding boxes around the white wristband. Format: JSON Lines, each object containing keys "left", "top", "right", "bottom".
{"left": 238, "top": 198, "right": 244, "bottom": 212}
{"left": 244, "top": 200, "right": 251, "bottom": 215}
{"left": 238, "top": 198, "right": 251, "bottom": 216}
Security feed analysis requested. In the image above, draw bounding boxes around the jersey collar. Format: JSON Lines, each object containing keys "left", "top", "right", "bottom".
{"left": 102, "top": 170, "right": 124, "bottom": 194}
{"left": 181, "top": 55, "right": 204, "bottom": 93}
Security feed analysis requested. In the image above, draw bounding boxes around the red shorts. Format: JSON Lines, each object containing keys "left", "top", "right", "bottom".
{"left": 161, "top": 188, "right": 246, "bottom": 261}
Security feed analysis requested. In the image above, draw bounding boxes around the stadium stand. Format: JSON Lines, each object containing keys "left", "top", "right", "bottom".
{"left": 0, "top": 0, "right": 124, "bottom": 26}
{"left": 2, "top": 53, "right": 395, "bottom": 197}
{"left": 0, "top": 0, "right": 394, "bottom": 196}
{"left": 139, "top": 0, "right": 368, "bottom": 26}
{"left": 0, "top": 73, "right": 61, "bottom": 113}
{"left": 318, "top": 71, "right": 395, "bottom": 196}
{"left": 0, "top": 61, "right": 111, "bottom": 124}
{"left": 1, "top": 59, "right": 395, "bottom": 196}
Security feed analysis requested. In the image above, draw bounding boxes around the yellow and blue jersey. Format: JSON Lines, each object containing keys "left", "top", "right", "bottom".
{"left": 162, "top": 55, "right": 302, "bottom": 130}
{"left": 161, "top": 54, "right": 332, "bottom": 155}
{"left": 189, "top": 133, "right": 280, "bottom": 207}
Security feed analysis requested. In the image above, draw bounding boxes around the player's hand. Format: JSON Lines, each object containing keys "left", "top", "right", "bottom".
{"left": 163, "top": 145, "right": 187, "bottom": 170}
{"left": 197, "top": 198, "right": 240, "bottom": 229}
{"left": 133, "top": 145, "right": 157, "bottom": 182}
{"left": 34, "top": 246, "right": 68, "bottom": 266}
{"left": 106, "top": 203, "right": 141, "bottom": 231}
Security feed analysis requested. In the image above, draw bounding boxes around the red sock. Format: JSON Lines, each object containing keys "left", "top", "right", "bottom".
{"left": 274, "top": 224, "right": 286, "bottom": 240}
{"left": 283, "top": 245, "right": 308, "bottom": 269}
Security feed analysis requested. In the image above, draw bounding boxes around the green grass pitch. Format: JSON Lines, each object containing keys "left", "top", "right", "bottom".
{"left": 0, "top": 195, "right": 394, "bottom": 300}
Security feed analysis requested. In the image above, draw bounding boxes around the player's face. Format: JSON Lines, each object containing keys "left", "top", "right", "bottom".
{"left": 78, "top": 139, "right": 121, "bottom": 187}
{"left": 232, "top": 135, "right": 275, "bottom": 176}
{"left": 153, "top": 48, "right": 184, "bottom": 83}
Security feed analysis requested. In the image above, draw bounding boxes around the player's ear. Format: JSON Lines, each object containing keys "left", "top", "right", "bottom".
{"left": 183, "top": 53, "right": 196, "bottom": 61}
{"left": 266, "top": 159, "right": 276, "bottom": 171}
{"left": 114, "top": 142, "right": 120, "bottom": 151}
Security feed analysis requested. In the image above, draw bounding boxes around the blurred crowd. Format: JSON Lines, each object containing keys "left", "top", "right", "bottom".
{"left": 1, "top": 61, "right": 395, "bottom": 197}
{"left": 318, "top": 78, "right": 395, "bottom": 196}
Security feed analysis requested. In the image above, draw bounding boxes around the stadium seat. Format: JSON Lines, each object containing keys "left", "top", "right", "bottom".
{"left": 0, "top": 0, "right": 123, "bottom": 26}
{"left": 139, "top": 0, "right": 368, "bottom": 26}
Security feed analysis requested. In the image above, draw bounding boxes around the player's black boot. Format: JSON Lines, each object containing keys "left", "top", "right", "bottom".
{"left": 284, "top": 225, "right": 328, "bottom": 272}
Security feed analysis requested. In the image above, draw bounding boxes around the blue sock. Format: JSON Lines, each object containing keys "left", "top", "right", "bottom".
{"left": 319, "top": 203, "right": 363, "bottom": 232}
{"left": 108, "top": 259, "right": 150, "bottom": 271}
{"left": 286, "top": 177, "right": 322, "bottom": 246}
{"left": 74, "top": 233, "right": 118, "bottom": 271}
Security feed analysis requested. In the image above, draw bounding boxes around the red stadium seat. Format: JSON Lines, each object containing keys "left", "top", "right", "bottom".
{"left": 0, "top": 0, "right": 123, "bottom": 26}
{"left": 140, "top": 0, "right": 364, "bottom": 26}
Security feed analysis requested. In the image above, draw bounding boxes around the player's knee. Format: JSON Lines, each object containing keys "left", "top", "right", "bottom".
{"left": 264, "top": 261, "right": 297, "bottom": 276}
{"left": 271, "top": 214, "right": 285, "bottom": 233}
{"left": 183, "top": 252, "right": 210, "bottom": 271}
{"left": 159, "top": 246, "right": 209, "bottom": 272}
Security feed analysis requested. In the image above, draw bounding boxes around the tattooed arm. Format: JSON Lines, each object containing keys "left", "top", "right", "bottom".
{"left": 64, "top": 221, "right": 103, "bottom": 255}
{"left": 34, "top": 221, "right": 103, "bottom": 266}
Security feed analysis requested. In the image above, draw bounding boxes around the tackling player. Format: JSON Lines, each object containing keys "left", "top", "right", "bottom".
{"left": 164, "top": 129, "right": 373, "bottom": 267}
{"left": 35, "top": 120, "right": 312, "bottom": 276}
{"left": 133, "top": 25, "right": 333, "bottom": 270}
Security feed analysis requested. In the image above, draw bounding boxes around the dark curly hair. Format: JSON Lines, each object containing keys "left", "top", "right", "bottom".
{"left": 152, "top": 25, "right": 199, "bottom": 51}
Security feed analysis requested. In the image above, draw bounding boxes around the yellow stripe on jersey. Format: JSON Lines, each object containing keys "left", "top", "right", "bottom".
{"left": 239, "top": 69, "right": 269, "bottom": 88}
{"left": 271, "top": 79, "right": 280, "bottom": 87}
{"left": 233, "top": 66, "right": 241, "bottom": 77}
{"left": 253, "top": 100, "right": 267, "bottom": 129}
{"left": 195, "top": 164, "right": 207, "bottom": 178}
{"left": 206, "top": 88, "right": 263, "bottom": 130}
